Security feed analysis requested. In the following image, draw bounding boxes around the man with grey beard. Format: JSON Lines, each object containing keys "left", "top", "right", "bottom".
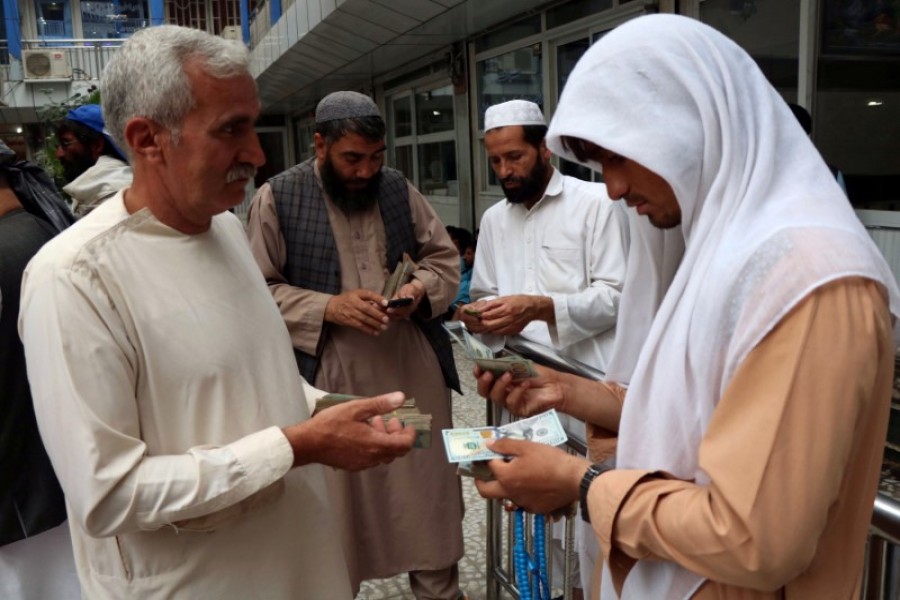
{"left": 19, "top": 27, "right": 416, "bottom": 599}
{"left": 247, "top": 91, "right": 466, "bottom": 600}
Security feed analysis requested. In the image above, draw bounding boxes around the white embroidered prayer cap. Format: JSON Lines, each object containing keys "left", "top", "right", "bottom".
{"left": 484, "top": 100, "right": 546, "bottom": 132}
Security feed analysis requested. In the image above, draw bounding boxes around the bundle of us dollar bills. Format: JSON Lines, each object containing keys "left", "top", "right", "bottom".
{"left": 442, "top": 321, "right": 538, "bottom": 381}
{"left": 383, "top": 253, "right": 417, "bottom": 299}
{"left": 442, "top": 409, "right": 568, "bottom": 480}
{"left": 315, "top": 394, "right": 432, "bottom": 449}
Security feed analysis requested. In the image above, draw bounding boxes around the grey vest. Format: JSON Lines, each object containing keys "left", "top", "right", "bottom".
{"left": 269, "top": 158, "right": 460, "bottom": 393}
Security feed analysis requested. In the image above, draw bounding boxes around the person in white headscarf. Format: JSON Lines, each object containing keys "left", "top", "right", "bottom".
{"left": 473, "top": 14, "right": 899, "bottom": 600}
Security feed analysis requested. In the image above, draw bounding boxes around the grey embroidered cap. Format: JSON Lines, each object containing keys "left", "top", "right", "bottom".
{"left": 315, "top": 91, "right": 381, "bottom": 123}
{"left": 484, "top": 99, "right": 546, "bottom": 131}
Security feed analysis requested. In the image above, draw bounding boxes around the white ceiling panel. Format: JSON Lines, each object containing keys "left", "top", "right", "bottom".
{"left": 314, "top": 22, "right": 381, "bottom": 52}
{"left": 343, "top": 1, "right": 424, "bottom": 32}
{"left": 255, "top": 0, "right": 564, "bottom": 114}
{"left": 326, "top": 10, "right": 397, "bottom": 43}
{"left": 370, "top": 0, "right": 446, "bottom": 22}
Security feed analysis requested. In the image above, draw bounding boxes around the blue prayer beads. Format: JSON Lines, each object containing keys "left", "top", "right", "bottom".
{"left": 514, "top": 509, "right": 551, "bottom": 600}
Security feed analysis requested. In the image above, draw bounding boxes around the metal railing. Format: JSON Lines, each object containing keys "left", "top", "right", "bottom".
{"left": 486, "top": 336, "right": 900, "bottom": 599}
{"left": 863, "top": 494, "right": 900, "bottom": 599}
{"left": 485, "top": 337, "right": 603, "bottom": 600}
{"left": 4, "top": 39, "right": 126, "bottom": 83}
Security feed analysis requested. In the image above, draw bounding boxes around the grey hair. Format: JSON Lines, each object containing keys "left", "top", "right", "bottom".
{"left": 102, "top": 25, "right": 251, "bottom": 157}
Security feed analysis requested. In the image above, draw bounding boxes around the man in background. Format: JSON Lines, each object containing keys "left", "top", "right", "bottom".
{"left": 0, "top": 140, "right": 78, "bottom": 600}
{"left": 462, "top": 99, "right": 627, "bottom": 374}
{"left": 55, "top": 104, "right": 131, "bottom": 218}
{"left": 247, "top": 90, "right": 465, "bottom": 600}
{"left": 446, "top": 225, "right": 475, "bottom": 319}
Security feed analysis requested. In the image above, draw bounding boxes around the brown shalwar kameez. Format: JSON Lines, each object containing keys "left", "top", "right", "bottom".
{"left": 586, "top": 278, "right": 893, "bottom": 599}
{"left": 248, "top": 179, "right": 464, "bottom": 597}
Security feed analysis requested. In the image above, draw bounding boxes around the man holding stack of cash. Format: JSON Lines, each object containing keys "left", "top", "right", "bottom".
{"left": 458, "top": 99, "right": 629, "bottom": 597}
{"left": 247, "top": 91, "right": 465, "bottom": 600}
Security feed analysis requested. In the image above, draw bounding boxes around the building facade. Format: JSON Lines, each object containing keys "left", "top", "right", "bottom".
{"left": 245, "top": 0, "right": 900, "bottom": 234}
{"left": 0, "top": 0, "right": 897, "bottom": 238}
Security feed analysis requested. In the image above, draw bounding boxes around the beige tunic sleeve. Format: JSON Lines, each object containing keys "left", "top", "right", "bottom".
{"left": 588, "top": 277, "right": 893, "bottom": 597}
{"left": 406, "top": 183, "right": 460, "bottom": 318}
{"left": 246, "top": 184, "right": 331, "bottom": 355}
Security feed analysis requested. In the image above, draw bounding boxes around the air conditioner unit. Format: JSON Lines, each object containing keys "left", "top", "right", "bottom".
{"left": 22, "top": 49, "right": 72, "bottom": 81}
{"left": 221, "top": 25, "right": 242, "bottom": 42}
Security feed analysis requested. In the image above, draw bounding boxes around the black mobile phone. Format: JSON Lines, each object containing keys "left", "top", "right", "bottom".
{"left": 387, "top": 297, "right": 413, "bottom": 308}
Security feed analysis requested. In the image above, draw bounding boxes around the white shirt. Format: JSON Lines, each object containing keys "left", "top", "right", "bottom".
{"left": 18, "top": 192, "right": 350, "bottom": 598}
{"left": 471, "top": 167, "right": 628, "bottom": 372}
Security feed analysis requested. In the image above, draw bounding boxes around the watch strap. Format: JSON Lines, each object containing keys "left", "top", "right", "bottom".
{"left": 580, "top": 462, "right": 611, "bottom": 524}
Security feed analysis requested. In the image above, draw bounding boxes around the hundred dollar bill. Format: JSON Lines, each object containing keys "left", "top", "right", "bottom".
{"left": 441, "top": 409, "right": 567, "bottom": 463}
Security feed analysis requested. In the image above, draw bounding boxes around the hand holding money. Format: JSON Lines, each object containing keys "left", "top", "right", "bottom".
{"left": 284, "top": 392, "right": 416, "bottom": 471}
{"left": 472, "top": 437, "right": 591, "bottom": 515}
{"left": 443, "top": 322, "right": 537, "bottom": 381}
{"left": 459, "top": 302, "right": 489, "bottom": 333}
{"left": 474, "top": 294, "right": 554, "bottom": 336}
{"left": 476, "top": 362, "right": 566, "bottom": 418}
{"left": 316, "top": 393, "right": 433, "bottom": 449}
{"left": 325, "top": 288, "right": 389, "bottom": 336}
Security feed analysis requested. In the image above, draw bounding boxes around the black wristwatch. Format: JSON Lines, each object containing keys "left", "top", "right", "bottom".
{"left": 580, "top": 463, "right": 612, "bottom": 524}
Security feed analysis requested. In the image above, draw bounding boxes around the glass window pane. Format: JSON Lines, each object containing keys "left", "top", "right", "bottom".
{"left": 700, "top": 0, "right": 800, "bottom": 94}
{"left": 416, "top": 85, "right": 454, "bottom": 135}
{"left": 81, "top": 0, "right": 148, "bottom": 38}
{"left": 557, "top": 38, "right": 589, "bottom": 96}
{"left": 393, "top": 145, "right": 414, "bottom": 181}
{"left": 476, "top": 43, "right": 544, "bottom": 130}
{"left": 474, "top": 14, "right": 541, "bottom": 54}
{"left": 816, "top": 4, "right": 900, "bottom": 209}
{"left": 417, "top": 141, "right": 458, "bottom": 197}
{"left": 547, "top": 0, "right": 612, "bottom": 30}
{"left": 560, "top": 159, "right": 594, "bottom": 182}
{"left": 35, "top": 0, "right": 73, "bottom": 37}
{"left": 391, "top": 96, "right": 413, "bottom": 138}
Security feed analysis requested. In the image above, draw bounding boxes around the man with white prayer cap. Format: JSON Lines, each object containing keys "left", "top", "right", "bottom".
{"left": 247, "top": 90, "right": 466, "bottom": 599}
{"left": 472, "top": 14, "right": 899, "bottom": 599}
{"left": 461, "top": 98, "right": 628, "bottom": 596}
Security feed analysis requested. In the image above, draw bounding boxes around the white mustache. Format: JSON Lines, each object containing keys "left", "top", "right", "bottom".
{"left": 226, "top": 163, "right": 257, "bottom": 183}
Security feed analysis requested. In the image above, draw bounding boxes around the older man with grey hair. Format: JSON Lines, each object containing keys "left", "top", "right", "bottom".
{"left": 247, "top": 90, "right": 465, "bottom": 599}
{"left": 19, "top": 25, "right": 417, "bottom": 599}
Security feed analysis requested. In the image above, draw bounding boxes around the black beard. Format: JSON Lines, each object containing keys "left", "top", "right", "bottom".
{"left": 61, "top": 151, "right": 95, "bottom": 183}
{"left": 501, "top": 156, "right": 551, "bottom": 205}
{"left": 320, "top": 156, "right": 381, "bottom": 213}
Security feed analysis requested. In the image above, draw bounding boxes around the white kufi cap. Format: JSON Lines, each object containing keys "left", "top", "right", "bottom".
{"left": 484, "top": 100, "right": 546, "bottom": 131}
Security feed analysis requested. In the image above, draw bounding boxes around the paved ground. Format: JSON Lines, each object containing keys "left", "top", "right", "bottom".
{"left": 357, "top": 345, "right": 490, "bottom": 600}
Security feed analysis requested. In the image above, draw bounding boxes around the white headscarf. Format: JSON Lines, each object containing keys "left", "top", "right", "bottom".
{"left": 547, "top": 14, "right": 900, "bottom": 599}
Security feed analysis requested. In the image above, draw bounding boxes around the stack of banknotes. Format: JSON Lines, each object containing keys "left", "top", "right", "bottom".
{"left": 383, "top": 252, "right": 417, "bottom": 299}
{"left": 442, "top": 321, "right": 538, "bottom": 381}
{"left": 315, "top": 393, "right": 433, "bottom": 449}
{"left": 441, "top": 409, "right": 568, "bottom": 481}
